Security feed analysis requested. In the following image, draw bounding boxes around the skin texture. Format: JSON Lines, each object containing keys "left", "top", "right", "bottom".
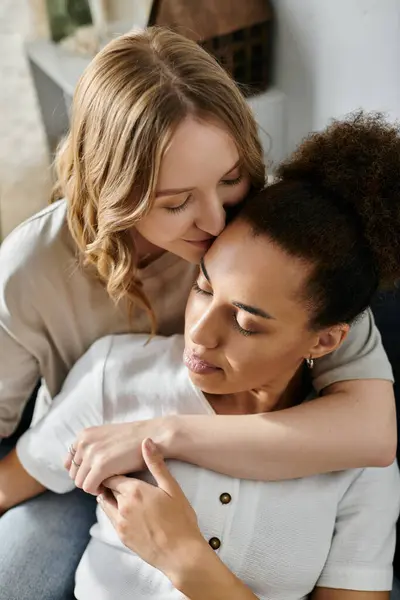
{"left": 134, "top": 116, "right": 250, "bottom": 264}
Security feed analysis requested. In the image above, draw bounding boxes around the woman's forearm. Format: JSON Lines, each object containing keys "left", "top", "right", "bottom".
{"left": 0, "top": 448, "right": 45, "bottom": 513}
{"left": 168, "top": 540, "right": 258, "bottom": 600}
{"left": 164, "top": 380, "right": 396, "bottom": 481}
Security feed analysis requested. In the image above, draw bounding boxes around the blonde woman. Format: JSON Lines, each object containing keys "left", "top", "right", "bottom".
{"left": 0, "top": 29, "right": 395, "bottom": 599}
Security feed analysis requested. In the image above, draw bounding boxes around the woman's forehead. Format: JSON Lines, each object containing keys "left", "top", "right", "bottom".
{"left": 158, "top": 117, "right": 240, "bottom": 186}
{"left": 204, "top": 222, "right": 312, "bottom": 323}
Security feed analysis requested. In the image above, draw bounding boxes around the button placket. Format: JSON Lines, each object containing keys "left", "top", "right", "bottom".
{"left": 206, "top": 480, "right": 237, "bottom": 552}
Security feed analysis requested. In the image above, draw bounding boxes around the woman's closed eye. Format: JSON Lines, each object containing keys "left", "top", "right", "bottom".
{"left": 192, "top": 281, "right": 258, "bottom": 337}
{"left": 165, "top": 194, "right": 193, "bottom": 214}
{"left": 220, "top": 174, "right": 243, "bottom": 187}
{"left": 232, "top": 312, "right": 257, "bottom": 337}
{"left": 192, "top": 280, "right": 212, "bottom": 296}
{"left": 164, "top": 174, "right": 242, "bottom": 214}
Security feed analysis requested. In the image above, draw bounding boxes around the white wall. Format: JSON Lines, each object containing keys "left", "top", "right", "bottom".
{"left": 273, "top": 0, "right": 400, "bottom": 154}
{"left": 107, "top": 0, "right": 152, "bottom": 28}
{"left": 0, "top": 0, "right": 51, "bottom": 239}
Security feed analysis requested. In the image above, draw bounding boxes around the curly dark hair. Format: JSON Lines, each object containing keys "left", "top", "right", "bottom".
{"left": 240, "top": 111, "right": 400, "bottom": 328}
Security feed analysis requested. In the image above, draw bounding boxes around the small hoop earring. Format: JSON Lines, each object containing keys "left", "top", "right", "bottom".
{"left": 306, "top": 356, "right": 314, "bottom": 369}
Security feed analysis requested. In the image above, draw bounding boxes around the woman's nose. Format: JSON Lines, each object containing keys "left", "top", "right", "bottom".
{"left": 196, "top": 197, "right": 226, "bottom": 237}
{"left": 189, "top": 307, "right": 219, "bottom": 349}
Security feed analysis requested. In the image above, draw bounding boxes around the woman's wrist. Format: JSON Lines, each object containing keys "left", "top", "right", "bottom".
{"left": 167, "top": 537, "right": 256, "bottom": 600}
{"left": 156, "top": 414, "right": 185, "bottom": 460}
{"left": 166, "top": 538, "right": 226, "bottom": 596}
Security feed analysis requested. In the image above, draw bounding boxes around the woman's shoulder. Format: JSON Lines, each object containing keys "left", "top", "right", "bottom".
{"left": 0, "top": 199, "right": 74, "bottom": 282}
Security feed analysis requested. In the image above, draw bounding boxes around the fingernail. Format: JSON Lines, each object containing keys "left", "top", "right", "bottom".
{"left": 97, "top": 494, "right": 103, "bottom": 504}
{"left": 144, "top": 438, "right": 157, "bottom": 454}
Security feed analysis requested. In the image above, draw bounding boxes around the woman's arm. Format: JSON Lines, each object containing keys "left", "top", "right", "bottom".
{"left": 0, "top": 227, "right": 44, "bottom": 440}
{"left": 166, "top": 379, "right": 396, "bottom": 480}
{"left": 69, "top": 379, "right": 396, "bottom": 494}
{"left": 311, "top": 589, "right": 388, "bottom": 600}
{"left": 0, "top": 448, "right": 46, "bottom": 514}
{"left": 100, "top": 439, "right": 258, "bottom": 600}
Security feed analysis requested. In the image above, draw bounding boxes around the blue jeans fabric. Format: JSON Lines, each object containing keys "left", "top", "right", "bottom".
{"left": 0, "top": 443, "right": 97, "bottom": 600}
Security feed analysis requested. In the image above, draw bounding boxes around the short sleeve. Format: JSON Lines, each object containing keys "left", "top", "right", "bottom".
{"left": 317, "top": 461, "right": 400, "bottom": 591}
{"left": 0, "top": 325, "right": 39, "bottom": 438}
{"left": 0, "top": 227, "right": 43, "bottom": 438}
{"left": 16, "top": 337, "right": 113, "bottom": 494}
{"left": 313, "top": 308, "right": 393, "bottom": 393}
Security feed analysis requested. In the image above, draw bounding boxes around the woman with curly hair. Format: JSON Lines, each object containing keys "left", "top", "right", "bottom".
{"left": 0, "top": 26, "right": 396, "bottom": 599}
{"left": 2, "top": 112, "right": 400, "bottom": 599}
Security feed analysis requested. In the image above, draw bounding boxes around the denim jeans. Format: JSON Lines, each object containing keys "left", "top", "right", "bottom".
{"left": 0, "top": 443, "right": 97, "bottom": 600}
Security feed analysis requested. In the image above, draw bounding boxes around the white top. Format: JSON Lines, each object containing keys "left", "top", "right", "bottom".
{"left": 0, "top": 200, "right": 394, "bottom": 438}
{"left": 17, "top": 334, "right": 400, "bottom": 600}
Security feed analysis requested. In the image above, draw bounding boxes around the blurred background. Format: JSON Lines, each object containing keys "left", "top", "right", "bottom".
{"left": 0, "top": 0, "right": 399, "bottom": 240}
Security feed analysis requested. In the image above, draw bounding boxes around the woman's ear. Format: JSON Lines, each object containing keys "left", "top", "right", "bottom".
{"left": 307, "top": 324, "right": 350, "bottom": 360}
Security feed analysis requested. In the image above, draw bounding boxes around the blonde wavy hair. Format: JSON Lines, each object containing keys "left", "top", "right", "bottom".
{"left": 53, "top": 26, "right": 265, "bottom": 331}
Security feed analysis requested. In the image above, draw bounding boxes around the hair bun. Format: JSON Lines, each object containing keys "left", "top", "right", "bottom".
{"left": 277, "top": 111, "right": 400, "bottom": 285}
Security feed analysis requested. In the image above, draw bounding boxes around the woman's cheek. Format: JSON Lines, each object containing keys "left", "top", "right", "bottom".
{"left": 157, "top": 212, "right": 191, "bottom": 243}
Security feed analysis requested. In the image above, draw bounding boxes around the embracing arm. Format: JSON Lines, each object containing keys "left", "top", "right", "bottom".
{"left": 0, "top": 448, "right": 45, "bottom": 514}
{"left": 165, "top": 378, "right": 396, "bottom": 481}
{"left": 70, "top": 379, "right": 395, "bottom": 494}
{"left": 311, "top": 589, "right": 388, "bottom": 600}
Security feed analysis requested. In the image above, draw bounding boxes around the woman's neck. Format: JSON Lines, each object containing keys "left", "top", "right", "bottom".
{"left": 132, "top": 230, "right": 166, "bottom": 268}
{"left": 204, "top": 366, "right": 310, "bottom": 416}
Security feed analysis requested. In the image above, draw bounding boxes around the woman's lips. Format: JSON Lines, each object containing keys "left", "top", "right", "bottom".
{"left": 183, "top": 350, "right": 221, "bottom": 375}
{"left": 184, "top": 238, "right": 214, "bottom": 251}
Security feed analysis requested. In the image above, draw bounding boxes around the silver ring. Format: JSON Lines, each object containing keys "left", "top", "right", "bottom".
{"left": 69, "top": 444, "right": 76, "bottom": 456}
{"left": 71, "top": 458, "right": 82, "bottom": 468}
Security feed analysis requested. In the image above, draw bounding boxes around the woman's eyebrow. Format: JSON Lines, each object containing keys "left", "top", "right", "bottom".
{"left": 155, "top": 186, "right": 194, "bottom": 198}
{"left": 201, "top": 259, "right": 274, "bottom": 320}
{"left": 223, "top": 160, "right": 241, "bottom": 176}
{"left": 233, "top": 302, "right": 274, "bottom": 320}
{"left": 200, "top": 258, "right": 211, "bottom": 283}
{"left": 157, "top": 161, "right": 241, "bottom": 197}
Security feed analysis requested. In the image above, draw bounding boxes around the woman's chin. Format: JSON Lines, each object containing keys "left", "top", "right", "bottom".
{"left": 187, "top": 369, "right": 223, "bottom": 394}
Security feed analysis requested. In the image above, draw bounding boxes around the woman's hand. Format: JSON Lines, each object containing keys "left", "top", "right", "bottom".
{"left": 98, "top": 438, "right": 205, "bottom": 579}
{"left": 64, "top": 419, "right": 176, "bottom": 495}
{"left": 99, "top": 440, "right": 259, "bottom": 599}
